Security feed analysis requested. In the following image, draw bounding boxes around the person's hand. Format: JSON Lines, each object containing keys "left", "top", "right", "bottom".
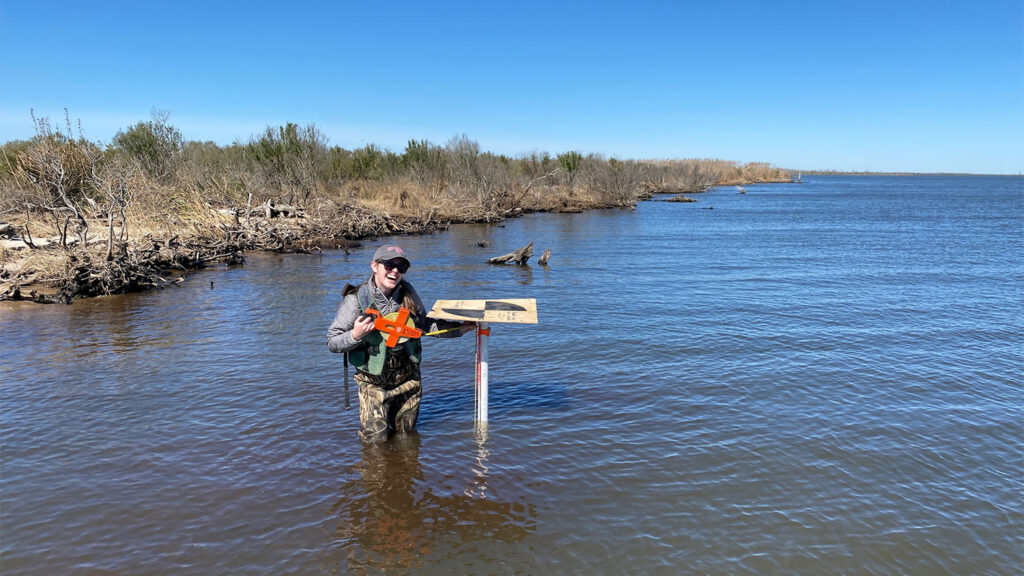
{"left": 352, "top": 315, "right": 376, "bottom": 341}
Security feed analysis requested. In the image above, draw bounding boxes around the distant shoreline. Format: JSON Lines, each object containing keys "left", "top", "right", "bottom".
{"left": 788, "top": 171, "right": 1022, "bottom": 177}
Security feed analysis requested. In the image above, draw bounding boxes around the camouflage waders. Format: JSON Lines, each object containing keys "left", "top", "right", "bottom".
{"left": 353, "top": 352, "right": 421, "bottom": 443}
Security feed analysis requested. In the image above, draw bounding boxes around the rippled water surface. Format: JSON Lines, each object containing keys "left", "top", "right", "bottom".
{"left": 2, "top": 175, "right": 1022, "bottom": 574}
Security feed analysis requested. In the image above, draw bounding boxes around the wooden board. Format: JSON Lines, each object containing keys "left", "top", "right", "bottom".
{"left": 427, "top": 298, "right": 538, "bottom": 324}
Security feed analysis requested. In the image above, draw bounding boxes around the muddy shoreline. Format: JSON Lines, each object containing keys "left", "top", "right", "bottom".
{"left": 0, "top": 194, "right": 630, "bottom": 305}
{"left": 0, "top": 176, "right": 794, "bottom": 305}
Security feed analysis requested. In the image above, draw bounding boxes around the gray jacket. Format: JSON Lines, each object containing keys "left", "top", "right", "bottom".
{"left": 326, "top": 277, "right": 461, "bottom": 354}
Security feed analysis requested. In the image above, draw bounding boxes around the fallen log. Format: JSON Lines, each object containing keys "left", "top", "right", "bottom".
{"left": 487, "top": 242, "right": 533, "bottom": 265}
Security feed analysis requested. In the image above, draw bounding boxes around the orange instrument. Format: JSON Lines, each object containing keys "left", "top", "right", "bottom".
{"left": 364, "top": 307, "right": 423, "bottom": 348}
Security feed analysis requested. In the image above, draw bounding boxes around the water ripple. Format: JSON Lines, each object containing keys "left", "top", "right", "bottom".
{"left": 2, "top": 176, "right": 1022, "bottom": 574}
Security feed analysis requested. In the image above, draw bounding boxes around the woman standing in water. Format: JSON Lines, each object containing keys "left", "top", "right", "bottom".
{"left": 327, "top": 244, "right": 474, "bottom": 442}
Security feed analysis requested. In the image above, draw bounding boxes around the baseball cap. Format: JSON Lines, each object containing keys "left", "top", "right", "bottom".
{"left": 372, "top": 244, "right": 411, "bottom": 265}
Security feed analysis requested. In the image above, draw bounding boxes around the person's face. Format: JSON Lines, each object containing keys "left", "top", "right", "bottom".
{"left": 371, "top": 259, "right": 408, "bottom": 293}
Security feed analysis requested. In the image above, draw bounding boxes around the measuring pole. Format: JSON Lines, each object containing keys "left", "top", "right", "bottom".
{"left": 475, "top": 323, "right": 491, "bottom": 424}
{"left": 427, "top": 298, "right": 536, "bottom": 425}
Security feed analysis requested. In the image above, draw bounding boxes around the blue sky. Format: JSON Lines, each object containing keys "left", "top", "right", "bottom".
{"left": 1, "top": 0, "right": 1021, "bottom": 173}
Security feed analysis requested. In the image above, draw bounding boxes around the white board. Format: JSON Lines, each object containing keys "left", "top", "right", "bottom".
{"left": 427, "top": 298, "right": 538, "bottom": 324}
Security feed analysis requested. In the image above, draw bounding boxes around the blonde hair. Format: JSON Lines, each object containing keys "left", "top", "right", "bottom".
{"left": 400, "top": 282, "right": 420, "bottom": 316}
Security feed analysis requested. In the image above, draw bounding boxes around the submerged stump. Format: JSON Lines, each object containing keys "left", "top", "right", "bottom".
{"left": 487, "top": 242, "right": 533, "bottom": 265}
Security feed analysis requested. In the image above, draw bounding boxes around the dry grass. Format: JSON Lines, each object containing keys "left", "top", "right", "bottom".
{"left": 345, "top": 179, "right": 440, "bottom": 217}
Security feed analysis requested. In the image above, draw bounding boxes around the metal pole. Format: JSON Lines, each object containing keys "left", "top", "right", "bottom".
{"left": 475, "top": 323, "right": 490, "bottom": 424}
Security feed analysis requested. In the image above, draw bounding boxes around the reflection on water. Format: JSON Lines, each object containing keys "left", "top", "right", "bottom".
{"left": 331, "top": 433, "right": 535, "bottom": 574}
{"left": 465, "top": 429, "right": 490, "bottom": 500}
{"left": 513, "top": 265, "right": 533, "bottom": 285}
{"left": 333, "top": 435, "right": 429, "bottom": 572}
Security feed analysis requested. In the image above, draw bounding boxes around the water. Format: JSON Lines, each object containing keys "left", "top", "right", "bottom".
{"left": 2, "top": 175, "right": 1021, "bottom": 574}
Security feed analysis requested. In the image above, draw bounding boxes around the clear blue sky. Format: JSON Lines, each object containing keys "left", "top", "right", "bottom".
{"left": 1, "top": 0, "right": 1021, "bottom": 173}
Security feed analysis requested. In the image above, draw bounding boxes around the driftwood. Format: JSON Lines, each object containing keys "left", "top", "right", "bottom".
{"left": 0, "top": 236, "right": 217, "bottom": 304}
{"left": 0, "top": 197, "right": 453, "bottom": 305}
{"left": 538, "top": 248, "right": 551, "bottom": 265}
{"left": 0, "top": 215, "right": 316, "bottom": 304}
{"left": 259, "top": 199, "right": 305, "bottom": 219}
{"left": 487, "top": 242, "right": 533, "bottom": 265}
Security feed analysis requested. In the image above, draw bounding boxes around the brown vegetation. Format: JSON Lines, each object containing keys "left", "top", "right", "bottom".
{"left": 0, "top": 111, "right": 790, "bottom": 303}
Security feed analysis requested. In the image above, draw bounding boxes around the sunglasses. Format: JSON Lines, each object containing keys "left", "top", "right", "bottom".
{"left": 378, "top": 260, "right": 409, "bottom": 274}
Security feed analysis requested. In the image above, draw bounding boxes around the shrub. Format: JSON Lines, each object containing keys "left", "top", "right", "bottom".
{"left": 557, "top": 151, "right": 583, "bottom": 187}
{"left": 11, "top": 111, "right": 101, "bottom": 246}
{"left": 346, "top": 144, "right": 401, "bottom": 181}
{"left": 245, "top": 123, "right": 328, "bottom": 204}
{"left": 174, "top": 140, "right": 249, "bottom": 206}
{"left": 401, "top": 139, "right": 447, "bottom": 187}
{"left": 445, "top": 134, "right": 482, "bottom": 188}
{"left": 111, "top": 110, "right": 183, "bottom": 180}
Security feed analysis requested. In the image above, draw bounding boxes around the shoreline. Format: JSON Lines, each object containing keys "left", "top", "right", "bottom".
{"left": 0, "top": 177, "right": 789, "bottom": 305}
{"left": 2, "top": 122, "right": 793, "bottom": 304}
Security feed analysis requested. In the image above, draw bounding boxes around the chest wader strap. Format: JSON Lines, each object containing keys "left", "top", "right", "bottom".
{"left": 343, "top": 352, "right": 351, "bottom": 409}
